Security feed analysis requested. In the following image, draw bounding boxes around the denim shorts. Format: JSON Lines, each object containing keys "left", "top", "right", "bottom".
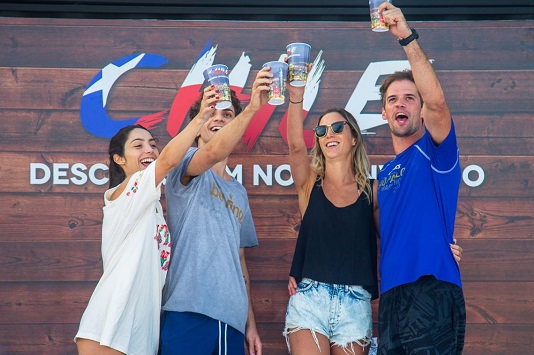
{"left": 283, "top": 278, "right": 373, "bottom": 352}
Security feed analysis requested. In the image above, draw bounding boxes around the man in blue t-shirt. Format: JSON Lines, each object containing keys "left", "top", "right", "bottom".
{"left": 375, "top": 3, "right": 466, "bottom": 354}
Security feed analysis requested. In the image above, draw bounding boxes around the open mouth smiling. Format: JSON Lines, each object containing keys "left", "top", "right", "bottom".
{"left": 326, "top": 141, "right": 339, "bottom": 148}
{"left": 140, "top": 158, "right": 154, "bottom": 167}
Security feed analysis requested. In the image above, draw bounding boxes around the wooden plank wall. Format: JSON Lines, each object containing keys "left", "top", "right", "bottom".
{"left": 0, "top": 18, "right": 533, "bottom": 354}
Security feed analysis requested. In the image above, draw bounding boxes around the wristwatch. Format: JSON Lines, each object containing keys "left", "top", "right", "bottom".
{"left": 398, "top": 28, "right": 419, "bottom": 46}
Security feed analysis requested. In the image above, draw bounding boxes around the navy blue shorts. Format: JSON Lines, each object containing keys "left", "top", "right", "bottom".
{"left": 159, "top": 311, "right": 245, "bottom": 355}
{"left": 378, "top": 275, "right": 466, "bottom": 355}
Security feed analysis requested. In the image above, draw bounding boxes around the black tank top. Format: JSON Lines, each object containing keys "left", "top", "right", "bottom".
{"left": 289, "top": 179, "right": 378, "bottom": 299}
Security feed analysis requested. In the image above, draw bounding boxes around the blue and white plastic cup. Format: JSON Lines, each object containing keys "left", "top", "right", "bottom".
{"left": 286, "top": 43, "right": 311, "bottom": 87}
{"left": 262, "top": 61, "right": 288, "bottom": 105}
{"left": 203, "top": 64, "right": 232, "bottom": 109}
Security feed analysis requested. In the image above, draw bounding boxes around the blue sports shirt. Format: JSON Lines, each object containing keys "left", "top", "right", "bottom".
{"left": 377, "top": 121, "right": 462, "bottom": 294}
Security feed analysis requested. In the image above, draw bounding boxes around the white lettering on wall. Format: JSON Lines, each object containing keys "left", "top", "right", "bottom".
{"left": 29, "top": 162, "right": 486, "bottom": 188}
{"left": 30, "top": 163, "right": 108, "bottom": 186}
{"left": 226, "top": 165, "right": 243, "bottom": 184}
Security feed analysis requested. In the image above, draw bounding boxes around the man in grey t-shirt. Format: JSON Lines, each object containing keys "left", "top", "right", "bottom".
{"left": 159, "top": 68, "right": 272, "bottom": 355}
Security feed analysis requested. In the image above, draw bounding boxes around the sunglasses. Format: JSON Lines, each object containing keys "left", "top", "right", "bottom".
{"left": 313, "top": 121, "right": 349, "bottom": 138}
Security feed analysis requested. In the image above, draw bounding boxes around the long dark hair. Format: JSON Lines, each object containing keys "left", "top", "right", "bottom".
{"left": 108, "top": 124, "right": 151, "bottom": 188}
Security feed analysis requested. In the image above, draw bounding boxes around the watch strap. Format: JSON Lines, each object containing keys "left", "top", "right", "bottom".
{"left": 399, "top": 28, "right": 419, "bottom": 46}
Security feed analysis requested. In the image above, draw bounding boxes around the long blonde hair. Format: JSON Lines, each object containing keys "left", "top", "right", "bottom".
{"left": 310, "top": 108, "right": 372, "bottom": 201}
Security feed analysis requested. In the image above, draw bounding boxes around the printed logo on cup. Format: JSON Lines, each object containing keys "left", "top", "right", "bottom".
{"left": 286, "top": 43, "right": 311, "bottom": 87}
{"left": 203, "top": 64, "right": 232, "bottom": 109}
{"left": 263, "top": 61, "right": 288, "bottom": 105}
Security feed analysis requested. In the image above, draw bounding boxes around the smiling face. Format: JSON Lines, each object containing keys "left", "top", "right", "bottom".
{"left": 113, "top": 127, "right": 159, "bottom": 177}
{"left": 197, "top": 106, "right": 236, "bottom": 146}
{"left": 316, "top": 112, "right": 356, "bottom": 159}
{"left": 382, "top": 79, "right": 424, "bottom": 138}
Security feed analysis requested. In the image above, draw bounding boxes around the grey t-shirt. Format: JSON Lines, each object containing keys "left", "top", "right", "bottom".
{"left": 162, "top": 147, "right": 258, "bottom": 334}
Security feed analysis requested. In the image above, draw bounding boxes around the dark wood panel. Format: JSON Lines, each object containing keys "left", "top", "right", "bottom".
{"left": 0, "top": 193, "right": 301, "bottom": 241}
{"left": 0, "top": 282, "right": 94, "bottom": 324}
{"left": 462, "top": 324, "right": 534, "bottom": 355}
{"left": 456, "top": 198, "right": 534, "bottom": 239}
{"left": 1, "top": 68, "right": 533, "bottom": 114}
{"left": 251, "top": 280, "right": 534, "bottom": 325}
{"left": 1, "top": 109, "right": 534, "bottom": 156}
{"left": 2, "top": 193, "right": 532, "bottom": 242}
{"left": 0, "top": 241, "right": 103, "bottom": 282}
{"left": 0, "top": 193, "right": 103, "bottom": 241}
{"left": 0, "top": 19, "right": 532, "bottom": 70}
{"left": 1, "top": 322, "right": 533, "bottom": 355}
{"left": 256, "top": 322, "right": 534, "bottom": 355}
{"left": 246, "top": 239, "right": 534, "bottom": 283}
{"left": 0, "top": 17, "right": 533, "bottom": 355}
{"left": 1, "top": 239, "right": 533, "bottom": 282}
{"left": 1, "top": 281, "right": 533, "bottom": 325}
{"left": 1, "top": 281, "right": 533, "bottom": 354}
{"left": 463, "top": 281, "right": 534, "bottom": 324}
{"left": 0, "top": 324, "right": 79, "bottom": 355}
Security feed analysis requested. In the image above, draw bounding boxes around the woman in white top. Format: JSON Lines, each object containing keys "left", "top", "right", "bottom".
{"left": 75, "top": 85, "right": 219, "bottom": 354}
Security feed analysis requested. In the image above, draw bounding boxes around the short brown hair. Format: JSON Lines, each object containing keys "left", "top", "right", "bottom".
{"left": 379, "top": 70, "right": 423, "bottom": 108}
{"left": 188, "top": 89, "right": 243, "bottom": 121}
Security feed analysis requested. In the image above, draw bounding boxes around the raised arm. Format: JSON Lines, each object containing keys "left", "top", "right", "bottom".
{"left": 380, "top": 2, "right": 451, "bottom": 144}
{"left": 285, "top": 69, "right": 315, "bottom": 215}
{"left": 154, "top": 108, "right": 210, "bottom": 186}
{"left": 184, "top": 68, "right": 271, "bottom": 178}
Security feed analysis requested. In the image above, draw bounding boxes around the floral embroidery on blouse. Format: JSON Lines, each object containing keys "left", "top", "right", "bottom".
{"left": 154, "top": 224, "right": 172, "bottom": 271}
{"left": 126, "top": 171, "right": 143, "bottom": 196}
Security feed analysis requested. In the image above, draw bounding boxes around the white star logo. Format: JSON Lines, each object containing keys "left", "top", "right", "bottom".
{"left": 83, "top": 53, "right": 146, "bottom": 106}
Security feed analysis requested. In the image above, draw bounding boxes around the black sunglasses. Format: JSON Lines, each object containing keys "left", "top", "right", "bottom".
{"left": 313, "top": 121, "right": 349, "bottom": 138}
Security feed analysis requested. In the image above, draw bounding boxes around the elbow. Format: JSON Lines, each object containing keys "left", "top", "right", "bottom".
{"left": 426, "top": 95, "right": 448, "bottom": 112}
{"left": 288, "top": 142, "right": 306, "bottom": 155}
{"left": 202, "top": 147, "right": 221, "bottom": 165}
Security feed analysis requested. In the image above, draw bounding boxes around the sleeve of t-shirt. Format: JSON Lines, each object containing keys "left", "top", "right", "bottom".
{"left": 427, "top": 119, "right": 460, "bottom": 171}
{"left": 166, "top": 147, "right": 198, "bottom": 195}
{"left": 239, "top": 205, "right": 258, "bottom": 248}
{"left": 110, "top": 160, "right": 161, "bottom": 223}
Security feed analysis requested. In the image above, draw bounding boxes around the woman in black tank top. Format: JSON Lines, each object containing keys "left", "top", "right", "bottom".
{"left": 283, "top": 70, "right": 379, "bottom": 355}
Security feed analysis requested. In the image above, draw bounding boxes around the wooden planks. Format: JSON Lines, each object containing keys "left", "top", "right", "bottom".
{"left": 1, "top": 68, "right": 534, "bottom": 112}
{"left": 1, "top": 281, "right": 533, "bottom": 354}
{"left": 1, "top": 239, "right": 534, "bottom": 283}
{"left": 0, "top": 15, "right": 533, "bottom": 354}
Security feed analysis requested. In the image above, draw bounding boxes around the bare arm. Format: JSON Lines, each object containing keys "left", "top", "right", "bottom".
{"left": 240, "top": 248, "right": 262, "bottom": 355}
{"left": 184, "top": 68, "right": 271, "bottom": 179}
{"left": 285, "top": 69, "right": 315, "bottom": 216}
{"left": 380, "top": 3, "right": 451, "bottom": 144}
{"left": 154, "top": 111, "right": 209, "bottom": 186}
